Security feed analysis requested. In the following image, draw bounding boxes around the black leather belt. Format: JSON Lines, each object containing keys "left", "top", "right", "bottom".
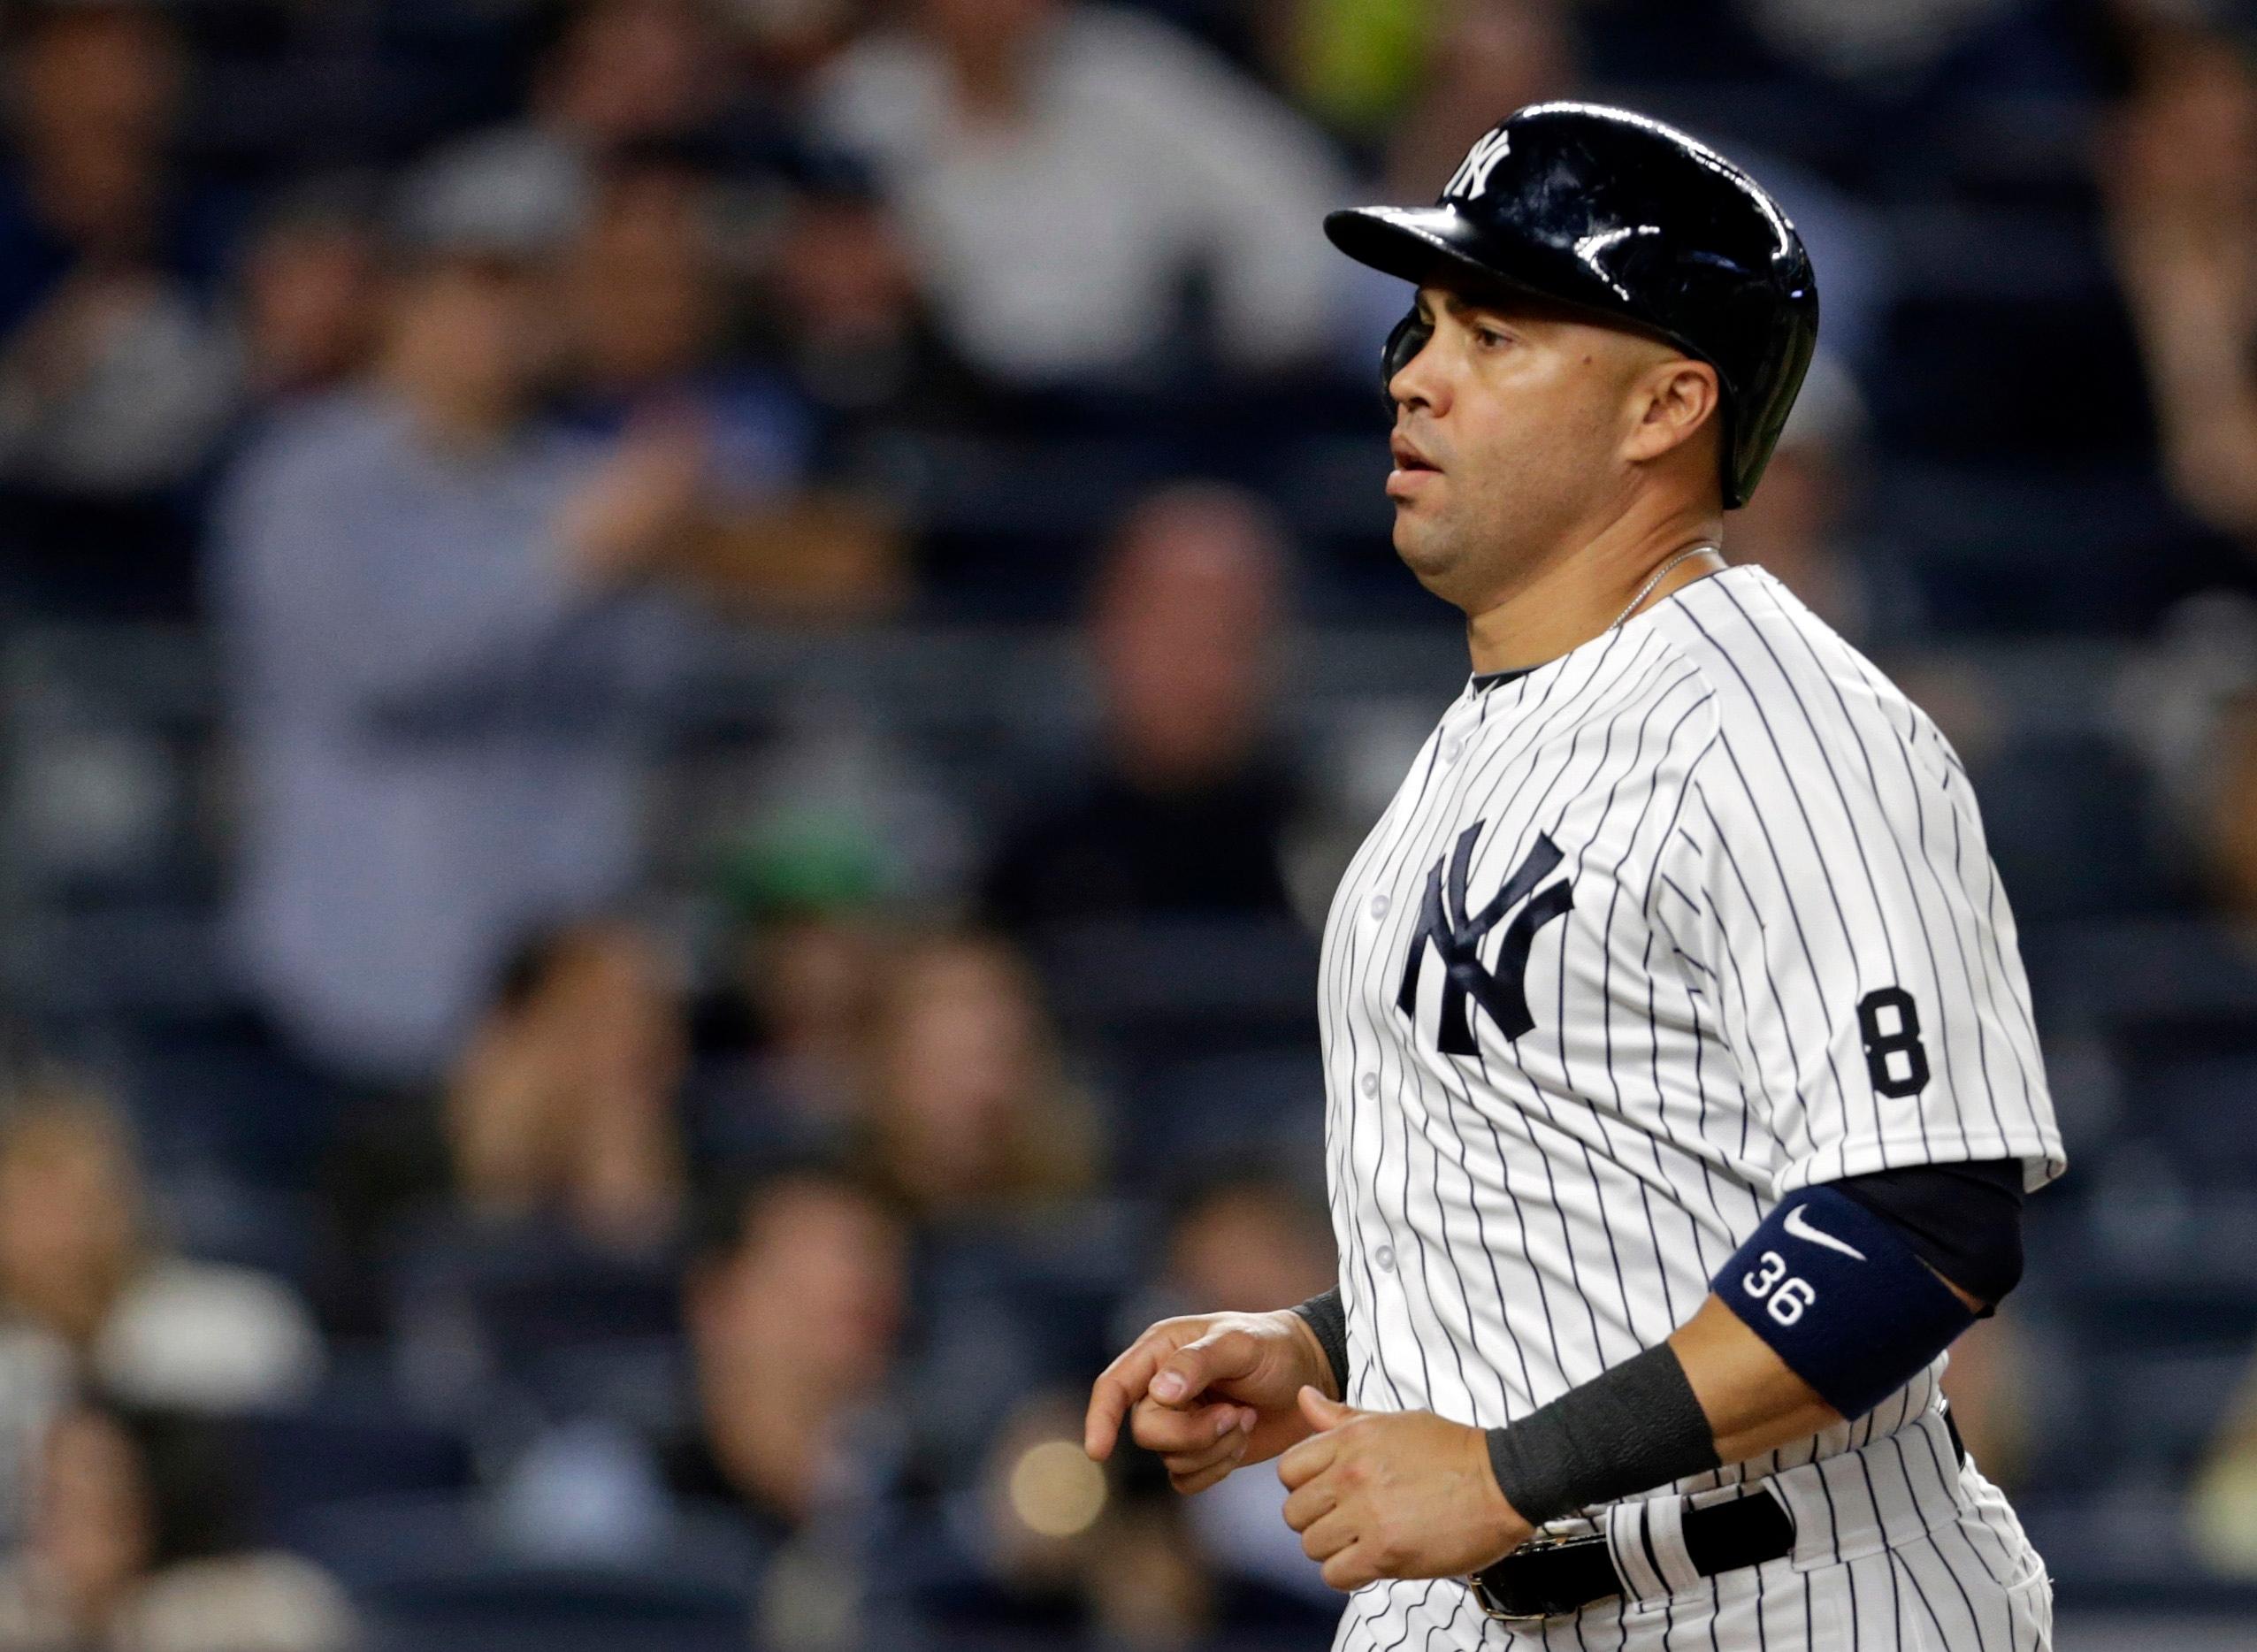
{"left": 1469, "top": 1411, "right": 1970, "bottom": 1622}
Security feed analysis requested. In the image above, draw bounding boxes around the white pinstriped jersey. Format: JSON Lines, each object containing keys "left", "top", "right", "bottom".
{"left": 1318, "top": 566, "right": 2065, "bottom": 1649}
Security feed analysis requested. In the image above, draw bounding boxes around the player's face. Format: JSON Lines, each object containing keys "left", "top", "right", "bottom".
{"left": 1384, "top": 282, "right": 1680, "bottom": 608}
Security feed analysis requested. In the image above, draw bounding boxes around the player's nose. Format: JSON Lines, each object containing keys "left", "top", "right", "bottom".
{"left": 1389, "top": 343, "right": 1447, "bottom": 418}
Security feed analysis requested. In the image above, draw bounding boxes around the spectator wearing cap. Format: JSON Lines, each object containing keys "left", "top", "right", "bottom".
{"left": 810, "top": 0, "right": 1346, "bottom": 388}
{"left": 982, "top": 483, "right": 1311, "bottom": 938}
{"left": 215, "top": 169, "right": 708, "bottom": 1088}
{"left": 689, "top": 814, "right": 897, "bottom": 1165}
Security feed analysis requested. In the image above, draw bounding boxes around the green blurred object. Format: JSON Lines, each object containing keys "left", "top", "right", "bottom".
{"left": 1291, "top": 0, "right": 1432, "bottom": 136}
{"left": 717, "top": 812, "right": 891, "bottom": 920}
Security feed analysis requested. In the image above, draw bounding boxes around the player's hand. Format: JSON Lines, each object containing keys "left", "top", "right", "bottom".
{"left": 1278, "top": 1388, "right": 1532, "bottom": 1591}
{"left": 1084, "top": 1309, "right": 1335, "bottom": 1494}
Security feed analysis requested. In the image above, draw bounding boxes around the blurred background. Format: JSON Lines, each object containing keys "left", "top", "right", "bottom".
{"left": 0, "top": 0, "right": 2251, "bottom": 1648}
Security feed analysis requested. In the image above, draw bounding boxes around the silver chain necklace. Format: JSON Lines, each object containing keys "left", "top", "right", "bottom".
{"left": 1611, "top": 542, "right": 1723, "bottom": 632}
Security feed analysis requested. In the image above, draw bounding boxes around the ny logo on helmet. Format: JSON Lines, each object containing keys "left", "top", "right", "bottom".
{"left": 1396, "top": 822, "right": 1573, "bottom": 1055}
{"left": 1443, "top": 129, "right": 1512, "bottom": 203}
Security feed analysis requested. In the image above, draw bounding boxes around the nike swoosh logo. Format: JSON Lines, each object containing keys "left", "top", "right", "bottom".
{"left": 1782, "top": 1204, "right": 1867, "bottom": 1262}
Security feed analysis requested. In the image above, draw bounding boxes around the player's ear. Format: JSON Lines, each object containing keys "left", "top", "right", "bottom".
{"left": 1620, "top": 357, "right": 1721, "bottom": 468}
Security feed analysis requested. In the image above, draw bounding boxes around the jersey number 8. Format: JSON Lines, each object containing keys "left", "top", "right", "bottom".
{"left": 1741, "top": 1250, "right": 1816, "bottom": 1326}
{"left": 1857, "top": 986, "right": 1931, "bottom": 1098}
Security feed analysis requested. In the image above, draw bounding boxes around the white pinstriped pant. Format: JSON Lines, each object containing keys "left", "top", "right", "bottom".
{"left": 1333, "top": 1411, "right": 2053, "bottom": 1650}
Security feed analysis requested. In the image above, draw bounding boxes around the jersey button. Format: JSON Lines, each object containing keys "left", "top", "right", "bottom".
{"left": 1443, "top": 738, "right": 1463, "bottom": 762}
{"left": 1359, "top": 1072, "right": 1379, "bottom": 1098}
{"left": 1374, "top": 1245, "right": 1396, "bottom": 1273}
{"left": 1368, "top": 892, "right": 1390, "bottom": 920}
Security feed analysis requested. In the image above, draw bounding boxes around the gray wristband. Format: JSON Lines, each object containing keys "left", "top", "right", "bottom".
{"left": 1289, "top": 1287, "right": 1349, "bottom": 1397}
{"left": 1484, "top": 1343, "right": 1720, "bottom": 1527}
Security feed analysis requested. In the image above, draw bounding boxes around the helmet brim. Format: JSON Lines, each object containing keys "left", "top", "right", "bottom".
{"left": 1327, "top": 205, "right": 1545, "bottom": 300}
{"left": 1326, "top": 205, "right": 1695, "bottom": 356}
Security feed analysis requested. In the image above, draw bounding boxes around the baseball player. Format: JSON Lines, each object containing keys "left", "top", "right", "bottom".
{"left": 1085, "top": 103, "right": 2065, "bottom": 1650}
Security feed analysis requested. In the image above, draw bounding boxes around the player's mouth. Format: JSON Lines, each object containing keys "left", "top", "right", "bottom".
{"left": 1387, "top": 433, "right": 1442, "bottom": 500}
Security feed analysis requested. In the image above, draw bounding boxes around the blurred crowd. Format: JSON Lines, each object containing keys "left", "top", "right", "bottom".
{"left": 0, "top": 0, "right": 2255, "bottom": 1647}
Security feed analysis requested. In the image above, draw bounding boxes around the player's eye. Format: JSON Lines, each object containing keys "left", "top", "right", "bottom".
{"left": 1473, "top": 325, "right": 1509, "bottom": 349}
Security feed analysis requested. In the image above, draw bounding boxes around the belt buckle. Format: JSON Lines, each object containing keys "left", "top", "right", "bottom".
{"left": 1466, "top": 1527, "right": 1585, "bottom": 1625}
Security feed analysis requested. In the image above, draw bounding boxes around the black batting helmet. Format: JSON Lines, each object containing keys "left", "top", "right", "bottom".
{"left": 1325, "top": 102, "right": 1819, "bottom": 509}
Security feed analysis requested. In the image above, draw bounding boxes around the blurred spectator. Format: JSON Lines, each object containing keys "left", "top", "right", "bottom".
{"left": 217, "top": 177, "right": 705, "bottom": 1087}
{"left": 0, "top": 1400, "right": 356, "bottom": 1652}
{"left": 861, "top": 932, "right": 1099, "bottom": 1227}
{"left": 1157, "top": 1169, "right": 1334, "bottom": 1319}
{"left": 447, "top": 920, "right": 689, "bottom": 1254}
{"left": 2102, "top": 22, "right": 2257, "bottom": 546}
{"left": 227, "top": 182, "right": 386, "bottom": 413}
{"left": 672, "top": 1166, "right": 908, "bottom": 1535}
{"left": 0, "top": 1086, "right": 323, "bottom": 1538}
{"left": 415, "top": 0, "right": 742, "bottom": 255}
{"left": 0, "top": 2, "right": 238, "bottom": 614}
{"left": 811, "top": 0, "right": 1347, "bottom": 387}
{"left": 325, "top": 916, "right": 691, "bottom": 1318}
{"left": 1378, "top": 0, "right": 1575, "bottom": 207}
{"left": 663, "top": 1166, "right": 912, "bottom": 1643}
{"left": 983, "top": 484, "right": 1309, "bottom": 936}
{"left": 562, "top": 146, "right": 907, "bottom": 616}
{"left": 1734, "top": 0, "right": 2025, "bottom": 81}
{"left": 2117, "top": 593, "right": 2257, "bottom": 916}
{"left": 754, "top": 157, "right": 1003, "bottom": 444}
{"left": 1723, "top": 353, "right": 1919, "bottom": 646}
{"left": 692, "top": 815, "right": 896, "bottom": 1160}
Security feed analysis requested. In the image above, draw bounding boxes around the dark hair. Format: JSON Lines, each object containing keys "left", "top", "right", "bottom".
{"left": 687, "top": 1152, "right": 907, "bottom": 1272}
{"left": 1159, "top": 1160, "right": 1328, "bottom": 1246}
{"left": 484, "top": 911, "right": 654, "bottom": 1016}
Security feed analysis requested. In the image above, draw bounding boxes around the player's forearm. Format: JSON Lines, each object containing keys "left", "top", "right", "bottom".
{"left": 1672, "top": 1269, "right": 1988, "bottom": 1465}
{"left": 1668, "top": 1295, "right": 1842, "bottom": 1464}
{"left": 1484, "top": 1186, "right": 1999, "bottom": 1528}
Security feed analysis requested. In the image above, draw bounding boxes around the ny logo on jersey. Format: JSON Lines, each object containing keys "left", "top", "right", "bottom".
{"left": 1442, "top": 128, "right": 1512, "bottom": 202}
{"left": 1396, "top": 822, "right": 1574, "bottom": 1055}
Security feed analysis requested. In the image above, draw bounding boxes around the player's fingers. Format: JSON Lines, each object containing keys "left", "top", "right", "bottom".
{"left": 1280, "top": 1474, "right": 1337, "bottom": 1533}
{"left": 1298, "top": 1508, "right": 1356, "bottom": 1563}
{"left": 1167, "top": 1439, "right": 1249, "bottom": 1495}
{"left": 1150, "top": 1327, "right": 1260, "bottom": 1407}
{"left": 1321, "top": 1540, "right": 1378, "bottom": 1592}
{"left": 1085, "top": 1333, "right": 1171, "bottom": 1458}
{"left": 1155, "top": 1415, "right": 1253, "bottom": 1482}
{"left": 1131, "top": 1396, "right": 1251, "bottom": 1457}
{"left": 1276, "top": 1432, "right": 1336, "bottom": 1490}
